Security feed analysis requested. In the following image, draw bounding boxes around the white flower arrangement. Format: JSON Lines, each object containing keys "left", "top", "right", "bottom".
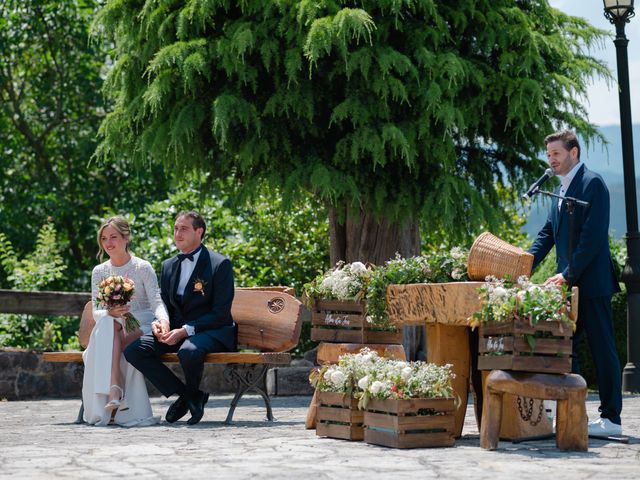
{"left": 469, "top": 275, "right": 574, "bottom": 331}
{"left": 309, "top": 348, "right": 455, "bottom": 409}
{"left": 309, "top": 348, "right": 382, "bottom": 394}
{"left": 304, "top": 261, "right": 372, "bottom": 303}
{"left": 357, "top": 359, "right": 455, "bottom": 408}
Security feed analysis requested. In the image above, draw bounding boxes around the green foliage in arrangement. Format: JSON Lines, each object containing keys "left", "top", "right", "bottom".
{"left": 0, "top": 222, "right": 78, "bottom": 350}
{"left": 93, "top": 0, "right": 610, "bottom": 241}
{"left": 366, "top": 247, "right": 469, "bottom": 328}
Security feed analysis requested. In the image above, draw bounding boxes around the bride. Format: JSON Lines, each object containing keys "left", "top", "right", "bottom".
{"left": 82, "top": 215, "right": 168, "bottom": 426}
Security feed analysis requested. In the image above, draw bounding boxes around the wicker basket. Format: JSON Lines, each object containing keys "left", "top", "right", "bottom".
{"left": 467, "top": 232, "right": 533, "bottom": 281}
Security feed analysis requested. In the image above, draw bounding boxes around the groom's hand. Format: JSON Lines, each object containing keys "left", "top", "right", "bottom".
{"left": 159, "top": 327, "right": 188, "bottom": 345}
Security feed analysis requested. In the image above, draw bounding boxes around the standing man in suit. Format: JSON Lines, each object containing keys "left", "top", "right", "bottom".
{"left": 529, "top": 130, "right": 622, "bottom": 436}
{"left": 125, "top": 211, "right": 237, "bottom": 425}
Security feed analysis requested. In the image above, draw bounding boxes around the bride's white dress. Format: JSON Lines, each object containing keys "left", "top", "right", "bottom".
{"left": 82, "top": 255, "right": 169, "bottom": 426}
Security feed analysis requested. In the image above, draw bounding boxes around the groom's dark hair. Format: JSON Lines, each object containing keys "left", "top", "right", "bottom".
{"left": 176, "top": 211, "right": 206, "bottom": 240}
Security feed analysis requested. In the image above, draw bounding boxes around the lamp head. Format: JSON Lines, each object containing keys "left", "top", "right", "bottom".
{"left": 604, "top": 0, "right": 635, "bottom": 24}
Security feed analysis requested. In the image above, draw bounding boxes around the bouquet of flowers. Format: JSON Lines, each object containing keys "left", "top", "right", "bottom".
{"left": 303, "top": 261, "right": 372, "bottom": 305}
{"left": 356, "top": 359, "right": 455, "bottom": 409}
{"left": 469, "top": 275, "right": 575, "bottom": 332}
{"left": 95, "top": 274, "right": 140, "bottom": 333}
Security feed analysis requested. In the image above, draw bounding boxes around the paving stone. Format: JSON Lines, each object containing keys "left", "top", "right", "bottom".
{"left": 0, "top": 393, "right": 638, "bottom": 479}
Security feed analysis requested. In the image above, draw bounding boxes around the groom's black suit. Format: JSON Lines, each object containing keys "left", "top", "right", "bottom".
{"left": 125, "top": 245, "right": 237, "bottom": 399}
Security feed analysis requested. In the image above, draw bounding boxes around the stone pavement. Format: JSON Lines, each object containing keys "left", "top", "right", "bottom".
{"left": 1, "top": 393, "right": 639, "bottom": 480}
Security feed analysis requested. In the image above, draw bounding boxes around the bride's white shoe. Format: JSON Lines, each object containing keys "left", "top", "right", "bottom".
{"left": 104, "top": 385, "right": 124, "bottom": 412}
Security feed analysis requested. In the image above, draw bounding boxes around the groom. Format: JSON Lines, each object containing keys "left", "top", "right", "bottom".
{"left": 125, "top": 211, "right": 237, "bottom": 425}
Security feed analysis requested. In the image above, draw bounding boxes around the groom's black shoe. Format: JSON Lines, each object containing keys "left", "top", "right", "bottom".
{"left": 186, "top": 390, "right": 209, "bottom": 425}
{"left": 165, "top": 394, "right": 189, "bottom": 423}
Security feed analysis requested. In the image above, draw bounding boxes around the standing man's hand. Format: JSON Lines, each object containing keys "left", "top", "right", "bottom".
{"left": 158, "top": 327, "right": 188, "bottom": 345}
{"left": 544, "top": 273, "right": 566, "bottom": 286}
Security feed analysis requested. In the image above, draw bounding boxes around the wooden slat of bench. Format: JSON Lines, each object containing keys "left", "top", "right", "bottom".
{"left": 42, "top": 351, "right": 290, "bottom": 365}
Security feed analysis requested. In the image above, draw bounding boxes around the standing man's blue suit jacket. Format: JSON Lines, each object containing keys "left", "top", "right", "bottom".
{"left": 529, "top": 164, "right": 620, "bottom": 299}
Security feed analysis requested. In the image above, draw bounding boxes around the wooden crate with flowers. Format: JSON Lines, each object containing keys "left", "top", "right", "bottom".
{"left": 309, "top": 349, "right": 382, "bottom": 441}
{"left": 360, "top": 361, "right": 457, "bottom": 448}
{"left": 305, "top": 262, "right": 401, "bottom": 344}
{"left": 315, "top": 392, "right": 364, "bottom": 440}
{"left": 471, "top": 276, "right": 577, "bottom": 374}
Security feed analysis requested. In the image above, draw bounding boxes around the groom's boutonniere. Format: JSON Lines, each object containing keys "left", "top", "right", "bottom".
{"left": 193, "top": 278, "right": 206, "bottom": 296}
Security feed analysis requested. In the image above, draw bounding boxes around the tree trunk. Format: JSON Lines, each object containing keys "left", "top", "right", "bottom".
{"left": 328, "top": 205, "right": 425, "bottom": 360}
{"left": 328, "top": 206, "right": 420, "bottom": 265}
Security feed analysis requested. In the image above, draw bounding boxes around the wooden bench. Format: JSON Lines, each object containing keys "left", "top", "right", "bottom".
{"left": 480, "top": 370, "right": 588, "bottom": 451}
{"left": 37, "top": 287, "right": 304, "bottom": 424}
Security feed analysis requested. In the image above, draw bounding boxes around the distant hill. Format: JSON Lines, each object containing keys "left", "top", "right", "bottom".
{"left": 524, "top": 124, "right": 640, "bottom": 239}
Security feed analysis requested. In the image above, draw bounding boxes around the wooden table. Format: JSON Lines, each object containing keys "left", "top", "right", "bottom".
{"left": 385, "top": 282, "right": 553, "bottom": 439}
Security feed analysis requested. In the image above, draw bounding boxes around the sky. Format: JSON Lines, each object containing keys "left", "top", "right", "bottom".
{"left": 549, "top": 0, "right": 640, "bottom": 126}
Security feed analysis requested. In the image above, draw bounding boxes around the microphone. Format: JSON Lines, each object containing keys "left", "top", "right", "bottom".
{"left": 522, "top": 168, "right": 555, "bottom": 200}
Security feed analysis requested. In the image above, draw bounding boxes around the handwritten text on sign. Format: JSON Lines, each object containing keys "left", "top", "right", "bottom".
{"left": 324, "top": 314, "right": 351, "bottom": 327}
{"left": 486, "top": 337, "right": 505, "bottom": 352}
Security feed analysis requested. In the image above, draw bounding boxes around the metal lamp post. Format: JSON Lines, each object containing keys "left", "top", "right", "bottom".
{"left": 603, "top": 0, "right": 640, "bottom": 392}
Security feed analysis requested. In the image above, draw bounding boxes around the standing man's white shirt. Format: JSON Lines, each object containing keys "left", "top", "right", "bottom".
{"left": 558, "top": 161, "right": 582, "bottom": 211}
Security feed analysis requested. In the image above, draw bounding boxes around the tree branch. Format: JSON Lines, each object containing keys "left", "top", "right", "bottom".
{"left": 32, "top": 4, "right": 66, "bottom": 142}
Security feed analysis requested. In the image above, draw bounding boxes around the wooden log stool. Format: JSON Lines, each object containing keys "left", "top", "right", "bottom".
{"left": 480, "top": 370, "right": 588, "bottom": 451}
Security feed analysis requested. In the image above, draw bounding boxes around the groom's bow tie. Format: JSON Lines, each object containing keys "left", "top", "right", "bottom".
{"left": 177, "top": 252, "right": 194, "bottom": 262}
{"left": 177, "top": 245, "right": 202, "bottom": 263}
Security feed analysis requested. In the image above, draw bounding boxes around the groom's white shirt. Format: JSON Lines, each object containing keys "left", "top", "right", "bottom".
{"left": 176, "top": 248, "right": 202, "bottom": 337}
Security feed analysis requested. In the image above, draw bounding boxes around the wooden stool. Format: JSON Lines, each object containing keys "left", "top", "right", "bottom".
{"left": 480, "top": 370, "right": 588, "bottom": 451}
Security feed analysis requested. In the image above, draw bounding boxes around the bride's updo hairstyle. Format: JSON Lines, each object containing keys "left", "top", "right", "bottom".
{"left": 96, "top": 215, "right": 131, "bottom": 261}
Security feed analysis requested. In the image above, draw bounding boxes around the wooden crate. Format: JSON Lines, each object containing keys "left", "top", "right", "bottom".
{"left": 311, "top": 299, "right": 401, "bottom": 344}
{"left": 478, "top": 317, "right": 572, "bottom": 374}
{"left": 316, "top": 391, "right": 364, "bottom": 441}
{"left": 363, "top": 398, "right": 456, "bottom": 448}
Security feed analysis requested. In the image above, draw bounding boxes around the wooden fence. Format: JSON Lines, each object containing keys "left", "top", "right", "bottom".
{"left": 0, "top": 289, "right": 89, "bottom": 316}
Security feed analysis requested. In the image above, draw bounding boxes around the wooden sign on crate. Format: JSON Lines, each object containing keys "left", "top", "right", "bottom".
{"left": 316, "top": 391, "right": 364, "bottom": 441}
{"left": 363, "top": 397, "right": 456, "bottom": 449}
{"left": 478, "top": 317, "right": 572, "bottom": 374}
{"left": 311, "top": 299, "right": 402, "bottom": 344}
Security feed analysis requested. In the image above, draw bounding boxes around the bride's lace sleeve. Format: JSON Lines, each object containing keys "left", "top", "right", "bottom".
{"left": 139, "top": 260, "right": 169, "bottom": 322}
{"left": 91, "top": 263, "right": 110, "bottom": 321}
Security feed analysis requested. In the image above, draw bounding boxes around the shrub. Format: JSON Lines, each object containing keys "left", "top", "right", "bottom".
{"left": 0, "top": 222, "right": 77, "bottom": 350}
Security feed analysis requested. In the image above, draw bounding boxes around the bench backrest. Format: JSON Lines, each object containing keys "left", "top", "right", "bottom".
{"left": 78, "top": 287, "right": 304, "bottom": 353}
{"left": 232, "top": 289, "right": 303, "bottom": 352}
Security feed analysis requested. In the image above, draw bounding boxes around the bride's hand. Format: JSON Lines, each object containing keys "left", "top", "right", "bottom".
{"left": 107, "top": 305, "right": 130, "bottom": 318}
{"left": 152, "top": 319, "right": 170, "bottom": 337}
